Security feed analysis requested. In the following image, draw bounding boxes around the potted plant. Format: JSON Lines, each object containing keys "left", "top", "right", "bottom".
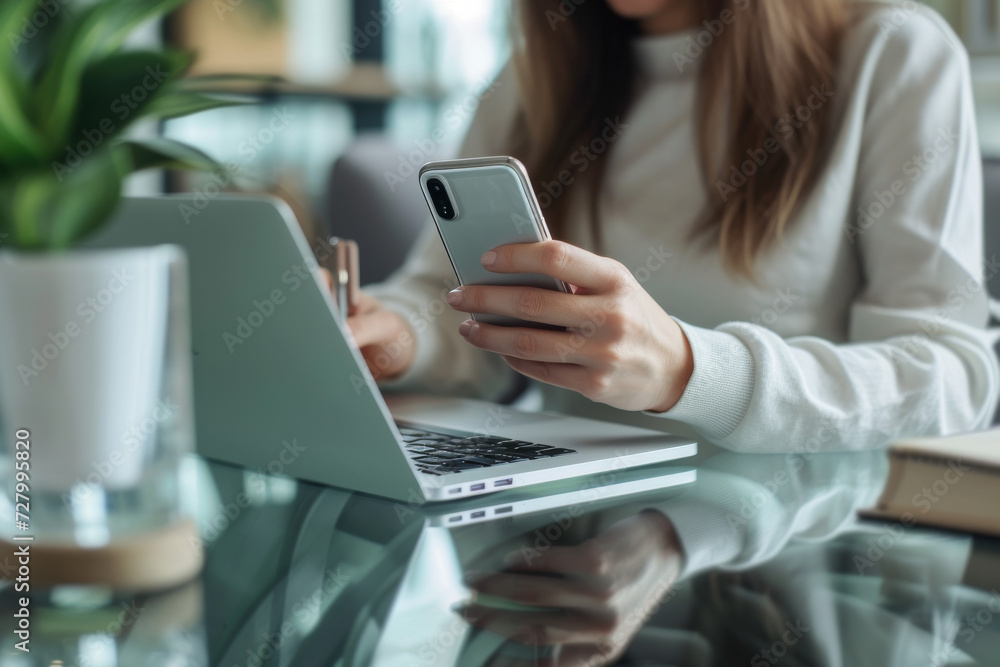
{"left": 0, "top": 0, "right": 241, "bottom": 587}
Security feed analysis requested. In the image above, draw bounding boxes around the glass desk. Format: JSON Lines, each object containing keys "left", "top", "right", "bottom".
{"left": 3, "top": 443, "right": 999, "bottom": 667}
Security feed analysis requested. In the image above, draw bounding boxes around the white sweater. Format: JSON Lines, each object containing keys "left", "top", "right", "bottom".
{"left": 368, "top": 1, "right": 1000, "bottom": 452}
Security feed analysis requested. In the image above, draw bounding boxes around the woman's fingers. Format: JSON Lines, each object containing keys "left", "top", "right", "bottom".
{"left": 344, "top": 293, "right": 418, "bottom": 379}
{"left": 447, "top": 284, "right": 588, "bottom": 328}
{"left": 460, "top": 321, "right": 587, "bottom": 365}
{"left": 353, "top": 290, "right": 382, "bottom": 316}
{"left": 501, "top": 356, "right": 599, "bottom": 396}
{"left": 347, "top": 308, "right": 405, "bottom": 348}
{"left": 483, "top": 241, "right": 626, "bottom": 293}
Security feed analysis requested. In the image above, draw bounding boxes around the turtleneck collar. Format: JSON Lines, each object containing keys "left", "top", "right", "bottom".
{"left": 633, "top": 29, "right": 702, "bottom": 80}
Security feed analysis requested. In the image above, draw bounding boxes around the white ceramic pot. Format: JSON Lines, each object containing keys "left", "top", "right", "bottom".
{"left": 0, "top": 245, "right": 194, "bottom": 542}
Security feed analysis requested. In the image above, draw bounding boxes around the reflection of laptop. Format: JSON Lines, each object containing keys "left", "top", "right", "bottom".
{"left": 205, "top": 460, "right": 694, "bottom": 666}
{"left": 87, "top": 195, "right": 696, "bottom": 503}
{"left": 423, "top": 462, "right": 695, "bottom": 526}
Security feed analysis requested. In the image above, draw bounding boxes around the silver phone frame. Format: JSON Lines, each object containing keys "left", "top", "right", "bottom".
{"left": 417, "top": 155, "right": 572, "bottom": 297}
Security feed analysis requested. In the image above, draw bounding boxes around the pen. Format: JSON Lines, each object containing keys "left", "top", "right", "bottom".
{"left": 326, "top": 237, "right": 360, "bottom": 321}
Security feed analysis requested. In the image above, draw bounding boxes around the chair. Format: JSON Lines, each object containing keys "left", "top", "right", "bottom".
{"left": 324, "top": 134, "right": 451, "bottom": 286}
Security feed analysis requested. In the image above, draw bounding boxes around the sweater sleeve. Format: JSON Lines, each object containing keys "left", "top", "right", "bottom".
{"left": 364, "top": 66, "right": 521, "bottom": 401}
{"left": 591, "top": 449, "right": 889, "bottom": 580}
{"left": 648, "top": 8, "right": 999, "bottom": 451}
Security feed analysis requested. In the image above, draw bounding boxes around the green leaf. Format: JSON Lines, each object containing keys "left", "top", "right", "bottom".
{"left": 0, "top": 0, "right": 46, "bottom": 169}
{"left": 5, "top": 149, "right": 129, "bottom": 250}
{"left": 0, "top": 75, "right": 45, "bottom": 169}
{"left": 0, "top": 0, "right": 39, "bottom": 43}
{"left": 36, "top": 0, "right": 189, "bottom": 152}
{"left": 0, "top": 0, "right": 28, "bottom": 27}
{"left": 9, "top": 172, "right": 53, "bottom": 249}
{"left": 36, "top": 3, "right": 118, "bottom": 151}
{"left": 47, "top": 149, "right": 128, "bottom": 248}
{"left": 139, "top": 90, "right": 245, "bottom": 121}
{"left": 72, "top": 50, "right": 193, "bottom": 148}
{"left": 119, "top": 138, "right": 219, "bottom": 172}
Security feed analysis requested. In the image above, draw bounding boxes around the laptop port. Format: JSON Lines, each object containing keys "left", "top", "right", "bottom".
{"left": 471, "top": 511, "right": 486, "bottom": 519}
{"left": 448, "top": 515, "right": 462, "bottom": 523}
{"left": 495, "top": 506, "right": 513, "bottom": 514}
{"left": 448, "top": 487, "right": 462, "bottom": 494}
{"left": 494, "top": 478, "right": 513, "bottom": 487}
{"left": 470, "top": 483, "right": 486, "bottom": 491}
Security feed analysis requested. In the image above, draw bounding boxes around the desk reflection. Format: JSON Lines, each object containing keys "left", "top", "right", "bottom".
{"left": 0, "top": 581, "right": 205, "bottom": 666}
{"left": 125, "top": 441, "right": 999, "bottom": 667}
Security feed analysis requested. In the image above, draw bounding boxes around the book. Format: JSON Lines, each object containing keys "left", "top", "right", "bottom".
{"left": 862, "top": 430, "right": 1000, "bottom": 538}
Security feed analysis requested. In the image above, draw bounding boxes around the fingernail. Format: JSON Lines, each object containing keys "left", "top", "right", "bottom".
{"left": 446, "top": 288, "right": 462, "bottom": 306}
{"left": 458, "top": 320, "right": 475, "bottom": 337}
{"left": 481, "top": 250, "right": 497, "bottom": 267}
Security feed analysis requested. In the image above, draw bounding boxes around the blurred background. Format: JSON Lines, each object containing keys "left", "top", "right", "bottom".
{"left": 129, "top": 0, "right": 1000, "bottom": 282}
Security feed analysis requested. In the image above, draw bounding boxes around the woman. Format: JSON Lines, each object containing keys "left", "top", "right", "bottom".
{"left": 353, "top": 0, "right": 999, "bottom": 452}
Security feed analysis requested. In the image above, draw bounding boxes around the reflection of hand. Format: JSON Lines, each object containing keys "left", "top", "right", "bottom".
{"left": 464, "top": 511, "right": 683, "bottom": 666}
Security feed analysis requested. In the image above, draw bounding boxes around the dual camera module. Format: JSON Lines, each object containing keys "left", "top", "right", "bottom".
{"left": 426, "top": 178, "right": 456, "bottom": 220}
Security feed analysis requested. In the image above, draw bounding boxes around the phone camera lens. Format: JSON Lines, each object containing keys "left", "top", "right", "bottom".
{"left": 427, "top": 178, "right": 456, "bottom": 220}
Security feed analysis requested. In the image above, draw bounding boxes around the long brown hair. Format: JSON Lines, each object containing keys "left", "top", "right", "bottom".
{"left": 509, "top": 0, "right": 849, "bottom": 276}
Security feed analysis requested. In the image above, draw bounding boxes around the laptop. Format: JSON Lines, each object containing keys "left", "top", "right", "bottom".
{"left": 86, "top": 195, "right": 696, "bottom": 503}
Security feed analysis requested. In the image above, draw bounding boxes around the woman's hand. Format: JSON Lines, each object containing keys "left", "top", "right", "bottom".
{"left": 346, "top": 291, "right": 418, "bottom": 381}
{"left": 463, "top": 511, "right": 683, "bottom": 666}
{"left": 445, "top": 241, "right": 693, "bottom": 413}
{"left": 318, "top": 267, "right": 418, "bottom": 380}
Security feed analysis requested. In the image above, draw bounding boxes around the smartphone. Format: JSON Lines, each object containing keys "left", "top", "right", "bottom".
{"left": 418, "top": 156, "right": 571, "bottom": 328}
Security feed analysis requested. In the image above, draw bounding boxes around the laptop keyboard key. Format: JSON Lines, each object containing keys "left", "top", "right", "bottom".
{"left": 485, "top": 454, "right": 529, "bottom": 462}
{"left": 453, "top": 456, "right": 497, "bottom": 466}
{"left": 398, "top": 424, "right": 576, "bottom": 474}
{"left": 437, "top": 462, "right": 486, "bottom": 471}
{"left": 413, "top": 456, "right": 461, "bottom": 464}
{"left": 445, "top": 438, "right": 488, "bottom": 447}
{"left": 510, "top": 444, "right": 550, "bottom": 452}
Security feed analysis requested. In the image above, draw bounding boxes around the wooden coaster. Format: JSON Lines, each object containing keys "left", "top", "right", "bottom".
{"left": 0, "top": 519, "right": 203, "bottom": 592}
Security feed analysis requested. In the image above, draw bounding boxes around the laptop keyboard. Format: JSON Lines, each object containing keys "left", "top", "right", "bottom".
{"left": 397, "top": 426, "right": 577, "bottom": 476}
